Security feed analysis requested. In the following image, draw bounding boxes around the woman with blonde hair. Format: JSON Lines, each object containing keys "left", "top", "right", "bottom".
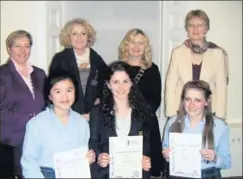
{"left": 49, "top": 18, "right": 108, "bottom": 120}
{"left": 165, "top": 9, "right": 228, "bottom": 120}
{"left": 118, "top": 28, "right": 163, "bottom": 177}
{"left": 162, "top": 80, "right": 231, "bottom": 178}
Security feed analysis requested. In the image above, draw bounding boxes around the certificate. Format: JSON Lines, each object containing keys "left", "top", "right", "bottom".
{"left": 109, "top": 136, "right": 143, "bottom": 178}
{"left": 53, "top": 147, "right": 91, "bottom": 178}
{"left": 169, "top": 133, "right": 202, "bottom": 178}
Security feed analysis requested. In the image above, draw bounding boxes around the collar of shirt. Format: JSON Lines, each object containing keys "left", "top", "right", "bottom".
{"left": 48, "top": 105, "right": 73, "bottom": 123}
{"left": 11, "top": 58, "right": 33, "bottom": 76}
{"left": 74, "top": 47, "right": 90, "bottom": 68}
{"left": 184, "top": 114, "right": 206, "bottom": 131}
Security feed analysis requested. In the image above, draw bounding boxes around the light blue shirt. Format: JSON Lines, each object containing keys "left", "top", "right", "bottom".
{"left": 162, "top": 115, "right": 231, "bottom": 170}
{"left": 21, "top": 107, "right": 90, "bottom": 178}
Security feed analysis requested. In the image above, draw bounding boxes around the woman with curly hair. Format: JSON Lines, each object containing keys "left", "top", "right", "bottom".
{"left": 89, "top": 61, "right": 156, "bottom": 178}
{"left": 48, "top": 18, "right": 108, "bottom": 121}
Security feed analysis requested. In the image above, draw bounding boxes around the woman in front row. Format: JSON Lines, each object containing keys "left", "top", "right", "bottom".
{"left": 21, "top": 72, "right": 95, "bottom": 178}
{"left": 162, "top": 80, "right": 231, "bottom": 178}
{"left": 89, "top": 61, "right": 153, "bottom": 178}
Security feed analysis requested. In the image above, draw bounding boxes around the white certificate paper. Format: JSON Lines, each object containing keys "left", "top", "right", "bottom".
{"left": 169, "top": 133, "right": 202, "bottom": 178}
{"left": 53, "top": 147, "right": 91, "bottom": 178}
{"left": 109, "top": 136, "right": 143, "bottom": 178}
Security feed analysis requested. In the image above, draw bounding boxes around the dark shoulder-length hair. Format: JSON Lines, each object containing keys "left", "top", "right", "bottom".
{"left": 44, "top": 70, "right": 79, "bottom": 106}
{"left": 101, "top": 61, "right": 152, "bottom": 131}
{"left": 170, "top": 80, "right": 220, "bottom": 149}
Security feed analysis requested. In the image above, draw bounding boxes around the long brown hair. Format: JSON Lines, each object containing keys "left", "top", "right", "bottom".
{"left": 170, "top": 80, "right": 215, "bottom": 149}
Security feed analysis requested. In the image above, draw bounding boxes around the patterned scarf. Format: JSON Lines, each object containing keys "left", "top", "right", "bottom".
{"left": 184, "top": 38, "right": 229, "bottom": 85}
{"left": 184, "top": 38, "right": 222, "bottom": 54}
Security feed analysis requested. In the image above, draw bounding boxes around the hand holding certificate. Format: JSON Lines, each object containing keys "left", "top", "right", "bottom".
{"left": 109, "top": 136, "right": 143, "bottom": 178}
{"left": 169, "top": 133, "right": 202, "bottom": 178}
{"left": 53, "top": 147, "right": 91, "bottom": 178}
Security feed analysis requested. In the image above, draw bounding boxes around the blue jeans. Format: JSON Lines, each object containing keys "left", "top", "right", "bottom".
{"left": 40, "top": 167, "right": 55, "bottom": 179}
{"left": 201, "top": 167, "right": 221, "bottom": 178}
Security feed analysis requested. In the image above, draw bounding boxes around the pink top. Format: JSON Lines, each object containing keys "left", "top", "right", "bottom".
{"left": 11, "top": 59, "right": 35, "bottom": 99}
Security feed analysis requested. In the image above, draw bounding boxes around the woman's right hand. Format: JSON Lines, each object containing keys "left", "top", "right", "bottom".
{"left": 97, "top": 153, "right": 110, "bottom": 168}
{"left": 162, "top": 148, "right": 170, "bottom": 161}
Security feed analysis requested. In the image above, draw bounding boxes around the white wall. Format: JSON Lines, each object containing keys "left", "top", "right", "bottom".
{"left": 0, "top": 1, "right": 48, "bottom": 71}
{"left": 66, "top": 1, "right": 162, "bottom": 66}
{"left": 187, "top": 0, "right": 242, "bottom": 124}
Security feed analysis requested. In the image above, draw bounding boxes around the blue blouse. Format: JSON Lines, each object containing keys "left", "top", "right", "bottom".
{"left": 162, "top": 115, "right": 231, "bottom": 170}
{"left": 21, "top": 107, "right": 90, "bottom": 178}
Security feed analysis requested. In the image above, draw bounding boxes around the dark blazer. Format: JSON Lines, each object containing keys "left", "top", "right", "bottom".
{"left": 0, "top": 60, "right": 46, "bottom": 146}
{"left": 89, "top": 106, "right": 151, "bottom": 179}
{"left": 48, "top": 48, "right": 108, "bottom": 114}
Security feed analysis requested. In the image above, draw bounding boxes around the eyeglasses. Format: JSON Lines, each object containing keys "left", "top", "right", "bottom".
{"left": 187, "top": 23, "right": 205, "bottom": 28}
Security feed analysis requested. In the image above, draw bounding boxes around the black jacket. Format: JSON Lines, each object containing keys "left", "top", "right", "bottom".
{"left": 48, "top": 48, "right": 108, "bottom": 114}
{"left": 89, "top": 106, "right": 151, "bottom": 179}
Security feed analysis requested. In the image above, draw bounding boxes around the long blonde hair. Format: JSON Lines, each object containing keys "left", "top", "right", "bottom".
{"left": 170, "top": 80, "right": 218, "bottom": 149}
{"left": 118, "top": 28, "right": 152, "bottom": 70}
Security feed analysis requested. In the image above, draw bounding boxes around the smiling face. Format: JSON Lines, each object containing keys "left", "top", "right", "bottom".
{"left": 183, "top": 88, "right": 208, "bottom": 119}
{"left": 49, "top": 78, "right": 75, "bottom": 112}
{"left": 127, "top": 34, "right": 146, "bottom": 59}
{"left": 8, "top": 36, "right": 31, "bottom": 65}
{"left": 108, "top": 71, "right": 132, "bottom": 101}
{"left": 69, "top": 23, "right": 88, "bottom": 51}
{"left": 186, "top": 17, "right": 208, "bottom": 42}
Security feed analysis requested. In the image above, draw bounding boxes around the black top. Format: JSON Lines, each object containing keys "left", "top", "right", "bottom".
{"left": 129, "top": 63, "right": 163, "bottom": 176}
{"left": 48, "top": 48, "right": 108, "bottom": 114}
{"left": 89, "top": 106, "right": 151, "bottom": 179}
{"left": 192, "top": 62, "right": 202, "bottom": 80}
{"left": 129, "top": 63, "right": 162, "bottom": 113}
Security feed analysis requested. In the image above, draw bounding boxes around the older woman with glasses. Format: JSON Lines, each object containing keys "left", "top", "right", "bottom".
{"left": 165, "top": 9, "right": 229, "bottom": 120}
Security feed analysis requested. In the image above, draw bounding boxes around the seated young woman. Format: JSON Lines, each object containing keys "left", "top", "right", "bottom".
{"left": 89, "top": 61, "right": 156, "bottom": 178}
{"left": 162, "top": 80, "right": 231, "bottom": 178}
{"left": 21, "top": 71, "right": 95, "bottom": 178}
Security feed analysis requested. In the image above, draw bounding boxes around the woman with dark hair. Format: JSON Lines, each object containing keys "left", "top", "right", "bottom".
{"left": 21, "top": 71, "right": 95, "bottom": 178}
{"left": 162, "top": 80, "right": 231, "bottom": 178}
{"left": 89, "top": 61, "right": 154, "bottom": 178}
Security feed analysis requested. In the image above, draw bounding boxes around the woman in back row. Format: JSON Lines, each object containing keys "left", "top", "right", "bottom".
{"left": 49, "top": 18, "right": 108, "bottom": 121}
{"left": 165, "top": 9, "right": 228, "bottom": 120}
{"left": 118, "top": 28, "right": 163, "bottom": 177}
{"left": 0, "top": 30, "right": 46, "bottom": 179}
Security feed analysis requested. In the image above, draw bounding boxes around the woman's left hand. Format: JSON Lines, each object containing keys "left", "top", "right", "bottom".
{"left": 86, "top": 149, "right": 96, "bottom": 164}
{"left": 200, "top": 149, "right": 217, "bottom": 161}
{"left": 142, "top": 155, "right": 151, "bottom": 171}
